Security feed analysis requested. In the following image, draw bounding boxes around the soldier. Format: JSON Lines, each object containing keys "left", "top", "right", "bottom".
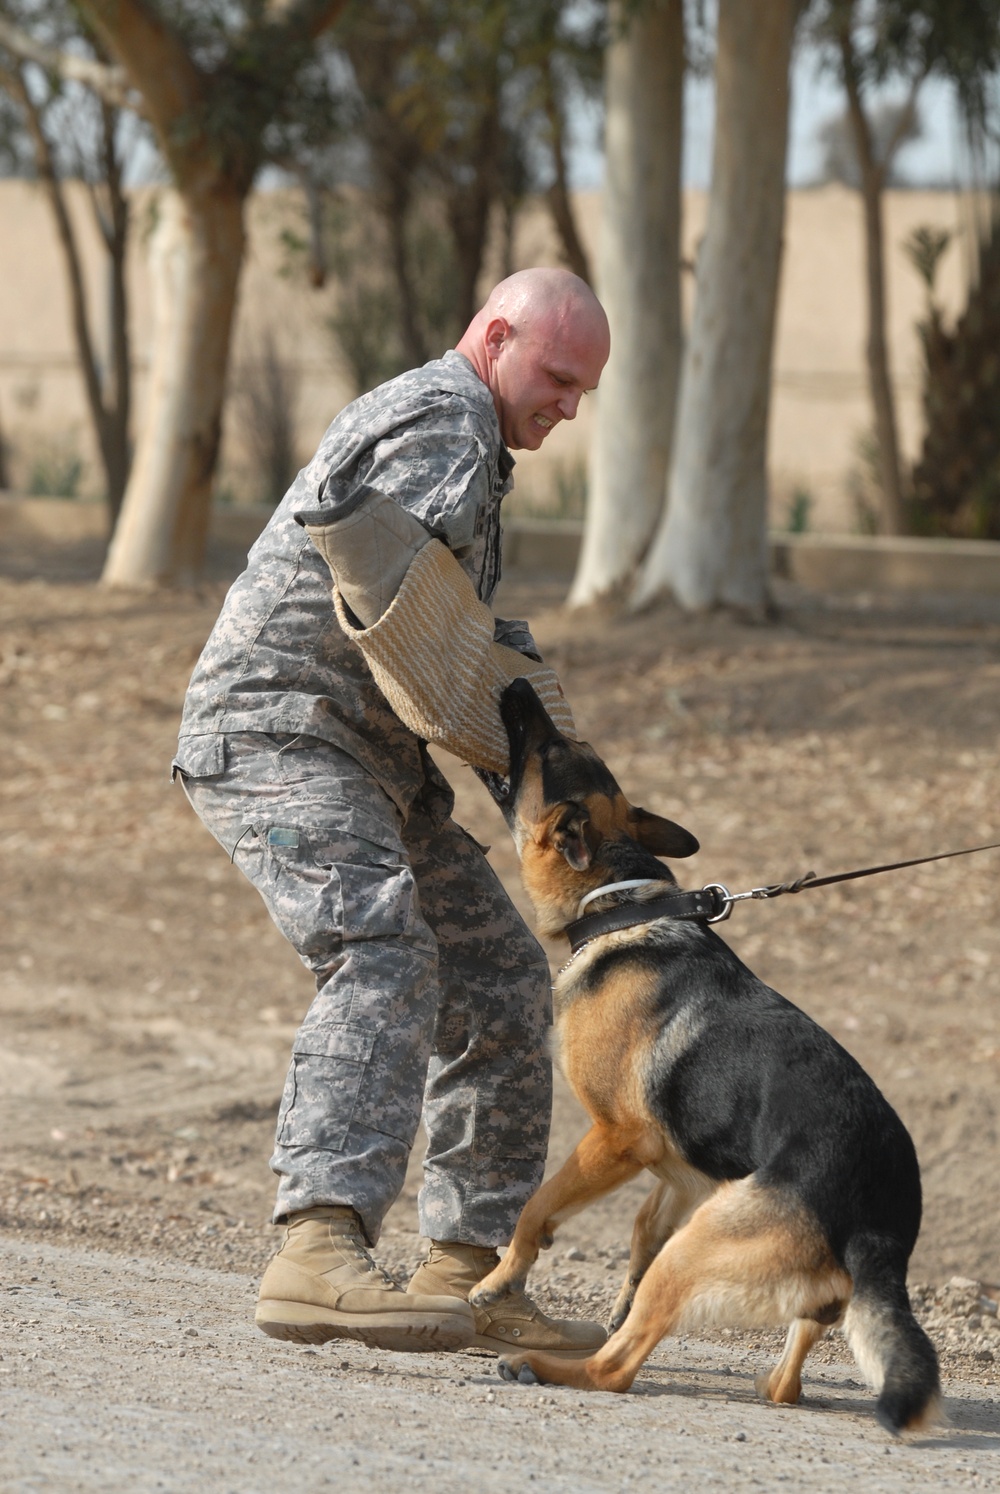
{"left": 173, "top": 267, "right": 611, "bottom": 1356}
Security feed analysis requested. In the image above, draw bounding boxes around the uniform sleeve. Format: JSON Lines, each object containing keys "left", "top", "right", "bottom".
{"left": 493, "top": 617, "right": 541, "bottom": 661}
{"left": 357, "top": 406, "right": 491, "bottom": 560}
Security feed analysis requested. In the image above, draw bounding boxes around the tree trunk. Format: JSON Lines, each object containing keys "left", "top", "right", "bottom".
{"left": 633, "top": 0, "right": 799, "bottom": 613}
{"left": 71, "top": 0, "right": 349, "bottom": 586}
{"left": 541, "top": 53, "right": 592, "bottom": 286}
{"left": 568, "top": 0, "right": 684, "bottom": 607}
{"left": 7, "top": 61, "right": 130, "bottom": 530}
{"left": 840, "top": 28, "right": 908, "bottom": 536}
{"left": 94, "top": 99, "right": 131, "bottom": 526}
{"left": 101, "top": 185, "right": 245, "bottom": 586}
{"left": 446, "top": 93, "right": 502, "bottom": 334}
{"left": 382, "top": 174, "right": 428, "bottom": 371}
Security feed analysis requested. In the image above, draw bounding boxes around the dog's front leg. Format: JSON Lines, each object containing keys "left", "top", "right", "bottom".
{"left": 472, "top": 1123, "right": 645, "bottom": 1306}
{"left": 610, "top": 1176, "right": 708, "bottom": 1331}
{"left": 610, "top": 1180, "right": 679, "bottom": 1332}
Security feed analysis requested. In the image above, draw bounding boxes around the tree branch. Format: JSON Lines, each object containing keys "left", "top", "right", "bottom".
{"left": 74, "top": 0, "right": 204, "bottom": 150}
{"left": 0, "top": 14, "right": 133, "bottom": 109}
{"left": 265, "top": 0, "right": 352, "bottom": 44}
{"left": 881, "top": 64, "right": 930, "bottom": 172}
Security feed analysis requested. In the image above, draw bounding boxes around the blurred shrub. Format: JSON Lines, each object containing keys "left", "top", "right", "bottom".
{"left": 907, "top": 215, "right": 1000, "bottom": 539}
{"left": 27, "top": 437, "right": 84, "bottom": 498}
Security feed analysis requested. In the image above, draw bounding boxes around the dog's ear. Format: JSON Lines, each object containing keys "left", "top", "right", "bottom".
{"left": 548, "top": 804, "right": 594, "bottom": 871}
{"left": 627, "top": 806, "right": 699, "bottom": 859}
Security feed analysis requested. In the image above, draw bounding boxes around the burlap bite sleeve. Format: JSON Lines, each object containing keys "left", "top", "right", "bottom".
{"left": 298, "top": 489, "right": 432, "bottom": 628}
{"left": 331, "top": 539, "right": 575, "bottom": 774}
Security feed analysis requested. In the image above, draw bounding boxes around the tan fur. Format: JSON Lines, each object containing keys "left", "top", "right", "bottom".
{"left": 755, "top": 1318, "right": 832, "bottom": 1405}
{"left": 557, "top": 961, "right": 661, "bottom": 1131}
{"left": 519, "top": 787, "right": 649, "bottom": 937}
{"left": 499, "top": 1181, "right": 852, "bottom": 1395}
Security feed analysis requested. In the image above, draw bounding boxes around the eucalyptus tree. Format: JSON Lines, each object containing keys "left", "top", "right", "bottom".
{"left": 0, "top": 1, "right": 349, "bottom": 584}
{"left": 321, "top": 0, "right": 602, "bottom": 382}
{"left": 0, "top": 0, "right": 136, "bottom": 522}
{"left": 570, "top": 0, "right": 685, "bottom": 607}
{"left": 633, "top": 0, "right": 805, "bottom": 614}
{"left": 811, "top": 0, "right": 1000, "bottom": 535}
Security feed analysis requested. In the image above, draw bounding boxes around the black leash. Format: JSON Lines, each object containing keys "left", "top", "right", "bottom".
{"left": 565, "top": 840, "right": 1000, "bottom": 955}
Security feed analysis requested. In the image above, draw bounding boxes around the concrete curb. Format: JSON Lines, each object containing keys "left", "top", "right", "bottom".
{"left": 4, "top": 495, "right": 1000, "bottom": 594}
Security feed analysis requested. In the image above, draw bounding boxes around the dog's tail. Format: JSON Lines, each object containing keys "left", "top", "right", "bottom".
{"left": 843, "top": 1233, "right": 943, "bottom": 1435}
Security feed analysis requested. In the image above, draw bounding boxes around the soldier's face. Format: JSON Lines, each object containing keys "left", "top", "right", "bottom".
{"left": 485, "top": 314, "right": 608, "bottom": 451}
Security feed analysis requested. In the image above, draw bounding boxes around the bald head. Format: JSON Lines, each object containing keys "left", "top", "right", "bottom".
{"left": 456, "top": 268, "right": 610, "bottom": 451}
{"left": 480, "top": 267, "right": 608, "bottom": 340}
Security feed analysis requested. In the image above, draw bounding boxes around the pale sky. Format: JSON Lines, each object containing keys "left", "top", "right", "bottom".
{"left": 568, "top": 47, "right": 982, "bottom": 192}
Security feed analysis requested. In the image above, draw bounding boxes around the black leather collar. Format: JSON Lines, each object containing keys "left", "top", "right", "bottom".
{"left": 564, "top": 887, "right": 726, "bottom": 955}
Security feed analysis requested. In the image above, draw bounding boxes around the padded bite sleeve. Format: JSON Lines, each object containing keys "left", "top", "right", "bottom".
{"left": 331, "top": 539, "right": 575, "bottom": 773}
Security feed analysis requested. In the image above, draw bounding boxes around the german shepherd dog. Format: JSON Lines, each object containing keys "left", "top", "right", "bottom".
{"left": 472, "top": 678, "right": 941, "bottom": 1435}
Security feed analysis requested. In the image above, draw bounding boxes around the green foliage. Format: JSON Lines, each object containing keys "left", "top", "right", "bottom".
{"left": 813, "top": 0, "right": 1000, "bottom": 115}
{"left": 26, "top": 435, "right": 84, "bottom": 497}
{"left": 280, "top": 187, "right": 462, "bottom": 395}
{"left": 909, "top": 213, "right": 1000, "bottom": 539}
{"left": 552, "top": 456, "right": 588, "bottom": 520}
{"left": 787, "top": 486, "right": 813, "bottom": 533}
{"left": 903, "top": 223, "right": 952, "bottom": 290}
{"left": 230, "top": 325, "right": 300, "bottom": 506}
{"left": 271, "top": 1, "right": 604, "bottom": 387}
{"left": 847, "top": 430, "right": 884, "bottom": 534}
{"left": 871, "top": 0, "right": 1000, "bottom": 131}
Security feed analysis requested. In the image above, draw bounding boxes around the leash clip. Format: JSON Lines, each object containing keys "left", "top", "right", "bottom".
{"left": 703, "top": 880, "right": 787, "bottom": 922}
{"left": 702, "top": 883, "right": 734, "bottom": 923}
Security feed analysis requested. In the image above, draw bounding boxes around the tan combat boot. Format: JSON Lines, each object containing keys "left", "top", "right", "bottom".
{"left": 255, "top": 1207, "right": 475, "bottom": 1353}
{"left": 407, "top": 1242, "right": 606, "bottom": 1356}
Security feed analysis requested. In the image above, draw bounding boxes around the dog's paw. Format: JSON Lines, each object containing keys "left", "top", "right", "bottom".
{"left": 471, "top": 1270, "right": 523, "bottom": 1308}
{"left": 608, "top": 1296, "right": 632, "bottom": 1334}
{"left": 608, "top": 1288, "right": 635, "bottom": 1334}
{"left": 498, "top": 1358, "right": 540, "bottom": 1385}
{"left": 470, "top": 1279, "right": 508, "bottom": 1308}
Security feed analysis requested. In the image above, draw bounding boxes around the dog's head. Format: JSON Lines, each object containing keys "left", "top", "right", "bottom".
{"left": 485, "top": 679, "right": 699, "bottom": 936}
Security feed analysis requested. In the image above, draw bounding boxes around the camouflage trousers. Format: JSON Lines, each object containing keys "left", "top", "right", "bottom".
{"left": 176, "top": 732, "right": 552, "bottom": 1247}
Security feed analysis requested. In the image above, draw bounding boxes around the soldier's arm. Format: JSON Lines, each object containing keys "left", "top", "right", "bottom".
{"left": 295, "top": 488, "right": 573, "bottom": 773}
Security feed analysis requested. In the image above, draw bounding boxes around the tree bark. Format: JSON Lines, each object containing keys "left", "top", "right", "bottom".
{"left": 633, "top": 0, "right": 800, "bottom": 613}
{"left": 102, "top": 186, "right": 244, "bottom": 585}
{"left": 839, "top": 23, "right": 913, "bottom": 537}
{"left": 90, "top": 96, "right": 132, "bottom": 526}
{"left": 73, "top": 0, "right": 348, "bottom": 585}
{"left": 568, "top": 0, "right": 684, "bottom": 607}
{"left": 540, "top": 52, "right": 592, "bottom": 286}
{"left": 3, "top": 60, "right": 130, "bottom": 528}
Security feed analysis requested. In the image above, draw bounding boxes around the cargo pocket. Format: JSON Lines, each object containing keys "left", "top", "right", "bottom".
{"left": 311, "top": 807, "right": 417, "bottom": 944}
{"left": 276, "top": 1021, "right": 377, "bottom": 1153}
{"left": 170, "top": 734, "right": 226, "bottom": 783}
{"left": 255, "top": 814, "right": 421, "bottom": 972}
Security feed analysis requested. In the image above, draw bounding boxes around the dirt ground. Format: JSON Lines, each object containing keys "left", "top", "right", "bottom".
{"left": 1, "top": 530, "right": 999, "bottom": 1489}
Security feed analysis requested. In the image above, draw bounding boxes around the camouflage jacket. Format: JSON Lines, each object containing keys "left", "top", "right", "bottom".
{"left": 175, "top": 351, "right": 536, "bottom": 815}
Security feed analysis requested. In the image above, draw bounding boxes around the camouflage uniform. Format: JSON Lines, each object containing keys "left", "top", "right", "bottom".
{"left": 173, "top": 352, "right": 552, "bottom": 1247}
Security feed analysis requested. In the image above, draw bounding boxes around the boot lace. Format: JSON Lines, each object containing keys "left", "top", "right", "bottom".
{"left": 340, "top": 1230, "right": 394, "bottom": 1286}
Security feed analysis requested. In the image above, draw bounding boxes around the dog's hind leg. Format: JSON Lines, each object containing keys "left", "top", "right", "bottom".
{"left": 473, "top": 1123, "right": 647, "bottom": 1307}
{"left": 497, "top": 1178, "right": 851, "bottom": 1394}
{"left": 755, "top": 1316, "right": 834, "bottom": 1405}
